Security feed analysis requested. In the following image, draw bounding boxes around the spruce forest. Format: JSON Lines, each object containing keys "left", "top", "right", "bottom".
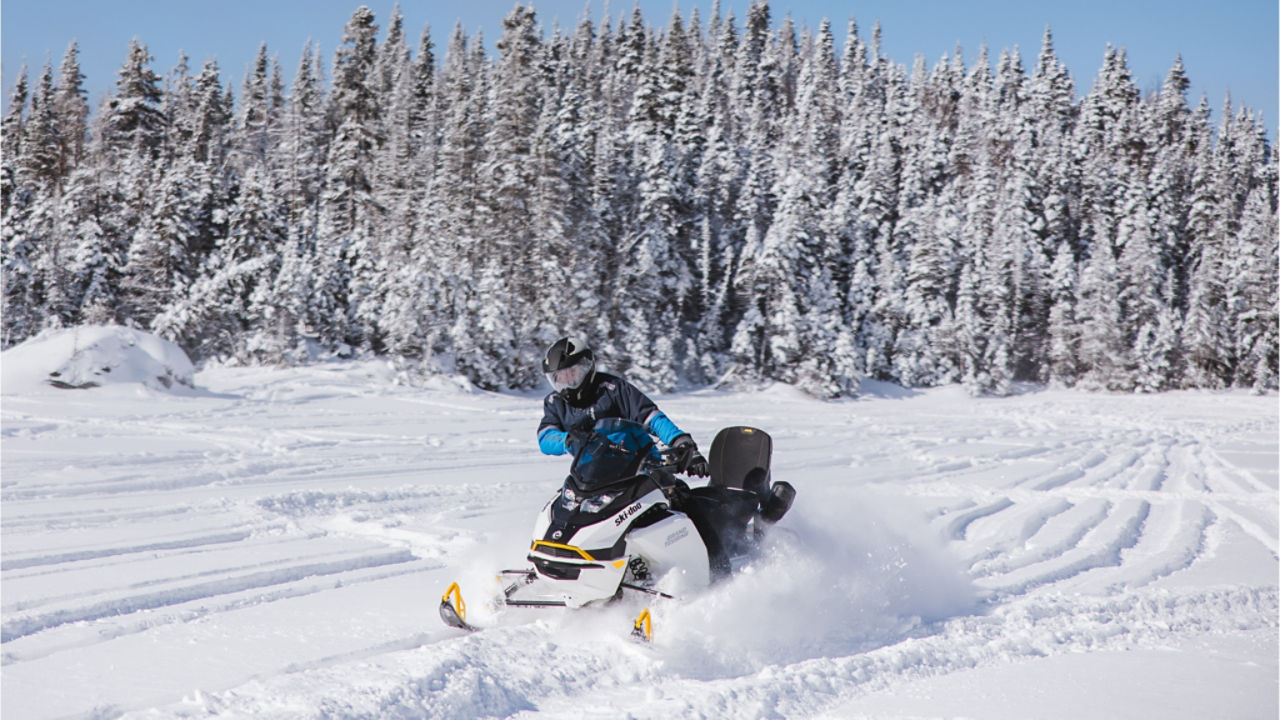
{"left": 2, "top": 2, "right": 1276, "bottom": 396}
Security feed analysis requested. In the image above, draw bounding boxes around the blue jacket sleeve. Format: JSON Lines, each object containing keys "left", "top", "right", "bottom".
{"left": 538, "top": 427, "right": 568, "bottom": 455}
{"left": 537, "top": 393, "right": 568, "bottom": 455}
{"left": 646, "top": 412, "right": 686, "bottom": 446}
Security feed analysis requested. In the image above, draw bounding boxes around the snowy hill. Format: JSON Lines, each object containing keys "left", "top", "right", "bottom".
{"left": 1, "top": 325, "right": 195, "bottom": 393}
{"left": 1, "top": 359, "right": 1275, "bottom": 719}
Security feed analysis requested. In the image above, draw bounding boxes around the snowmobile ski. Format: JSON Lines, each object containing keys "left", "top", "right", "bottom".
{"left": 439, "top": 581, "right": 476, "bottom": 632}
{"left": 631, "top": 608, "right": 653, "bottom": 643}
{"left": 439, "top": 578, "right": 659, "bottom": 639}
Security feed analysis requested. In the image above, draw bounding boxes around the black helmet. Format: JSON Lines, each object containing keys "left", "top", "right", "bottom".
{"left": 543, "top": 337, "right": 595, "bottom": 400}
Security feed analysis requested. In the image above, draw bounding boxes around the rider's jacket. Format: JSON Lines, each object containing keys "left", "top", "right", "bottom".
{"left": 537, "top": 372, "right": 684, "bottom": 455}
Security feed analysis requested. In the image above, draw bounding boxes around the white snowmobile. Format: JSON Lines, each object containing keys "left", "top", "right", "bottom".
{"left": 439, "top": 419, "right": 795, "bottom": 640}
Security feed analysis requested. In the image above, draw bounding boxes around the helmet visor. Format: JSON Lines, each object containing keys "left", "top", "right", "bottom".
{"left": 546, "top": 362, "right": 590, "bottom": 393}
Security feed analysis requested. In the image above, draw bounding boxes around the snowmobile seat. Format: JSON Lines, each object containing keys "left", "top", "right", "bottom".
{"left": 708, "top": 426, "right": 772, "bottom": 495}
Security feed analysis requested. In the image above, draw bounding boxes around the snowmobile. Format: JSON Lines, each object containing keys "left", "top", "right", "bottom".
{"left": 439, "top": 419, "right": 795, "bottom": 641}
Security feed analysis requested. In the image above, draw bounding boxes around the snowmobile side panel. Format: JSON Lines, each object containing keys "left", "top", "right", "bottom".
{"left": 626, "top": 514, "right": 711, "bottom": 590}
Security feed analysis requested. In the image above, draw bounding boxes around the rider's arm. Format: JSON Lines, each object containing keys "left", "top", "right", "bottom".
{"left": 538, "top": 427, "right": 568, "bottom": 455}
{"left": 646, "top": 411, "right": 686, "bottom": 446}
{"left": 612, "top": 377, "right": 686, "bottom": 445}
{"left": 537, "top": 394, "right": 569, "bottom": 456}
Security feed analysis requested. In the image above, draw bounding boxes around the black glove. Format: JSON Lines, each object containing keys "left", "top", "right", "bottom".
{"left": 670, "top": 434, "right": 708, "bottom": 477}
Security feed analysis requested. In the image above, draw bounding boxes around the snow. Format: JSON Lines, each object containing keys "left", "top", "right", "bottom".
{"left": 1, "top": 336, "right": 1276, "bottom": 719}
{"left": 1, "top": 325, "right": 195, "bottom": 393}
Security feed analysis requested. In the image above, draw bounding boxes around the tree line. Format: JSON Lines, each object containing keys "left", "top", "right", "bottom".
{"left": 2, "top": 2, "right": 1275, "bottom": 396}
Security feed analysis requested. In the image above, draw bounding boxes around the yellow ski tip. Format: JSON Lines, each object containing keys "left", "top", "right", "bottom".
{"left": 442, "top": 581, "right": 466, "bottom": 622}
{"left": 632, "top": 607, "right": 653, "bottom": 643}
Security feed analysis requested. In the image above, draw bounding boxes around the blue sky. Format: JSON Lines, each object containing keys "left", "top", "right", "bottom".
{"left": 3, "top": 0, "right": 1276, "bottom": 134}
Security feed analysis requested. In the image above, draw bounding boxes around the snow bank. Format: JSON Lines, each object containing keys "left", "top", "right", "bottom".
{"left": 1, "top": 325, "right": 195, "bottom": 393}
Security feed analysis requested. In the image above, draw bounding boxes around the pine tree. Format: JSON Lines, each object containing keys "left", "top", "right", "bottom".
{"left": 277, "top": 43, "right": 327, "bottom": 224}
{"left": 1115, "top": 178, "right": 1174, "bottom": 390}
{"left": 64, "top": 159, "right": 128, "bottom": 326}
{"left": 1077, "top": 216, "right": 1126, "bottom": 390}
{"left": 237, "top": 43, "right": 275, "bottom": 168}
{"left": 688, "top": 16, "right": 741, "bottom": 382}
{"left": 476, "top": 4, "right": 542, "bottom": 305}
{"left": 318, "top": 6, "right": 384, "bottom": 351}
{"left": 187, "top": 59, "right": 233, "bottom": 167}
{"left": 374, "top": 15, "right": 435, "bottom": 359}
{"left": 1147, "top": 57, "right": 1194, "bottom": 313}
{"left": 54, "top": 43, "right": 90, "bottom": 175}
{"left": 892, "top": 50, "right": 963, "bottom": 387}
{"left": 433, "top": 23, "right": 485, "bottom": 234}
{"left": 423, "top": 26, "right": 489, "bottom": 368}
{"left": 2, "top": 62, "right": 70, "bottom": 344}
{"left": 1027, "top": 26, "right": 1079, "bottom": 265}
{"left": 103, "top": 39, "right": 166, "bottom": 157}
{"left": 1046, "top": 241, "right": 1081, "bottom": 385}
{"left": 24, "top": 62, "right": 63, "bottom": 191}
{"left": 530, "top": 82, "right": 608, "bottom": 352}
{"left": 182, "top": 59, "right": 234, "bottom": 269}
{"left": 2, "top": 66, "right": 29, "bottom": 221}
{"left": 120, "top": 159, "right": 199, "bottom": 328}
{"left": 455, "top": 3, "right": 547, "bottom": 386}
{"left": 1, "top": 66, "right": 36, "bottom": 345}
{"left": 619, "top": 14, "right": 696, "bottom": 390}
{"left": 160, "top": 52, "right": 194, "bottom": 162}
{"left": 736, "top": 19, "right": 852, "bottom": 396}
{"left": 1228, "top": 181, "right": 1279, "bottom": 391}
{"left": 958, "top": 156, "right": 1017, "bottom": 396}
{"left": 156, "top": 165, "right": 287, "bottom": 361}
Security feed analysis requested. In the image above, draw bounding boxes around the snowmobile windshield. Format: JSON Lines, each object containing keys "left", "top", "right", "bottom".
{"left": 569, "top": 419, "right": 660, "bottom": 492}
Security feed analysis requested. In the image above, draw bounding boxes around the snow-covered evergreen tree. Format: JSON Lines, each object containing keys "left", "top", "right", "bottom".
{"left": 317, "top": 6, "right": 384, "bottom": 352}
{"left": 103, "top": 39, "right": 167, "bottom": 157}
{"left": 1, "top": 9, "right": 1273, "bottom": 393}
{"left": 1077, "top": 217, "right": 1127, "bottom": 390}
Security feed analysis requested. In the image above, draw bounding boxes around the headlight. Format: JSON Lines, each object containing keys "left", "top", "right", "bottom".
{"left": 560, "top": 485, "right": 579, "bottom": 509}
{"left": 580, "top": 492, "right": 617, "bottom": 513}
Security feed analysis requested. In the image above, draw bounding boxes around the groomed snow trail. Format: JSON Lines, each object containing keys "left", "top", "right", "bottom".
{"left": 1, "top": 365, "right": 1275, "bottom": 719}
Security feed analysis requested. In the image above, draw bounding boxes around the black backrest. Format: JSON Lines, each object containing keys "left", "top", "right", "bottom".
{"left": 708, "top": 426, "right": 772, "bottom": 491}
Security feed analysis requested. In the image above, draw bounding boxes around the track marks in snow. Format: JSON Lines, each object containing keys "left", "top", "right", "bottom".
{"left": 904, "top": 395, "right": 1277, "bottom": 607}
{"left": 1, "top": 547, "right": 421, "bottom": 643}
{"left": 944, "top": 498, "right": 1016, "bottom": 541}
{"left": 1031, "top": 449, "right": 1108, "bottom": 490}
{"left": 0, "top": 531, "right": 253, "bottom": 572}
{"left": 1082, "top": 501, "right": 1213, "bottom": 593}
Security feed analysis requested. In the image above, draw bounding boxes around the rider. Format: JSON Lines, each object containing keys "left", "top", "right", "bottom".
{"left": 540, "top": 336, "right": 761, "bottom": 580}
{"left": 537, "top": 336, "right": 707, "bottom": 477}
